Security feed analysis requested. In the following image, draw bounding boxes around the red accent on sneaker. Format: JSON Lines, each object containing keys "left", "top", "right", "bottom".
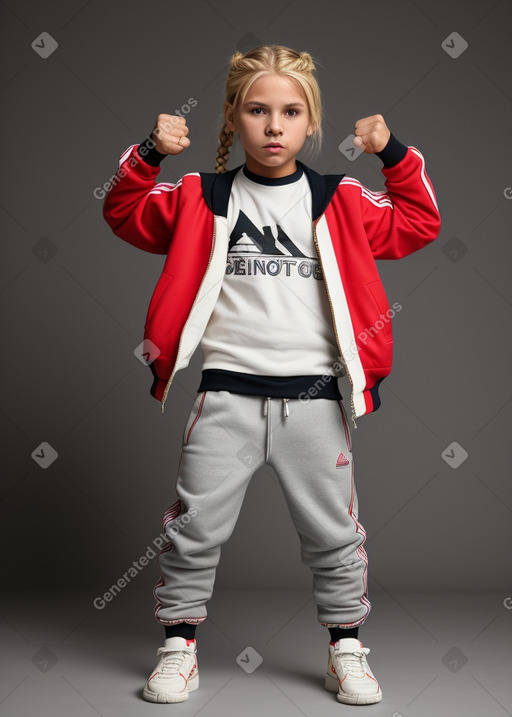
{"left": 185, "top": 639, "right": 196, "bottom": 646}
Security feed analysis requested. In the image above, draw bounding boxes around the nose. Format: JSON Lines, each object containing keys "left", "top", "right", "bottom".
{"left": 266, "top": 113, "right": 283, "bottom": 135}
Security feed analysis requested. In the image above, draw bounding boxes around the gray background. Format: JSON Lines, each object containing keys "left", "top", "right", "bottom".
{"left": 1, "top": 1, "right": 511, "bottom": 715}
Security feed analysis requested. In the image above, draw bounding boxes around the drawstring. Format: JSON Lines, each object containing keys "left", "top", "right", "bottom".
{"left": 263, "top": 398, "right": 289, "bottom": 461}
{"left": 264, "top": 398, "right": 272, "bottom": 462}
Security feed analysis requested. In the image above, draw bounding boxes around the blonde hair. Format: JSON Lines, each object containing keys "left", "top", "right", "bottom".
{"left": 214, "top": 45, "right": 323, "bottom": 173}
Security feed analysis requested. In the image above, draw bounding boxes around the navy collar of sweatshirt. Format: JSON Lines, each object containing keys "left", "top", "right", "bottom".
{"left": 200, "top": 159, "right": 345, "bottom": 223}
{"left": 241, "top": 162, "right": 303, "bottom": 185}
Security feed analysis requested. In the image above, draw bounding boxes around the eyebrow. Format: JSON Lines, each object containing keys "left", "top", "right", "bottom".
{"left": 243, "top": 101, "right": 306, "bottom": 108}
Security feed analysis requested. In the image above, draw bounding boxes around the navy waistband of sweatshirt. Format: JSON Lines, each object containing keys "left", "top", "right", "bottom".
{"left": 197, "top": 368, "right": 342, "bottom": 400}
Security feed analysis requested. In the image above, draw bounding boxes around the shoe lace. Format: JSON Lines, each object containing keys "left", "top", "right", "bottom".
{"left": 334, "top": 648, "right": 369, "bottom": 679}
{"left": 157, "top": 648, "right": 190, "bottom": 676}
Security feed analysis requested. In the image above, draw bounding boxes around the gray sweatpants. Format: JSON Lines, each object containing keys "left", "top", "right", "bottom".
{"left": 153, "top": 390, "right": 371, "bottom": 629}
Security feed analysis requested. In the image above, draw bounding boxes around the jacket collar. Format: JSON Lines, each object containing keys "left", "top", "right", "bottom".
{"left": 199, "top": 160, "right": 345, "bottom": 222}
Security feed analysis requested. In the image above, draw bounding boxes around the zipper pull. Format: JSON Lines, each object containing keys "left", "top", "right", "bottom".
{"left": 283, "top": 398, "right": 289, "bottom": 417}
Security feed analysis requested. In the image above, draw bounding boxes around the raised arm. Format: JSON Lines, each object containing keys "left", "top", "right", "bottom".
{"left": 351, "top": 115, "right": 441, "bottom": 259}
{"left": 102, "top": 114, "right": 191, "bottom": 255}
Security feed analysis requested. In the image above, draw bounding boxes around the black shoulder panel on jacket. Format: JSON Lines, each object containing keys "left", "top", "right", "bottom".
{"left": 199, "top": 161, "right": 345, "bottom": 221}
{"left": 296, "top": 160, "right": 345, "bottom": 221}
{"left": 199, "top": 164, "right": 245, "bottom": 217}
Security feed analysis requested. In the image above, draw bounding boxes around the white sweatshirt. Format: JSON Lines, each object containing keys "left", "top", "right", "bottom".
{"left": 200, "top": 162, "right": 343, "bottom": 379}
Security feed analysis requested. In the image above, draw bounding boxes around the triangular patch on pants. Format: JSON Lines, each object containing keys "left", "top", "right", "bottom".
{"left": 336, "top": 451, "right": 349, "bottom": 467}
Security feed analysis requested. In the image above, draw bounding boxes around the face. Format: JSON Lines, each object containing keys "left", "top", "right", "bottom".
{"left": 224, "top": 72, "right": 315, "bottom": 178}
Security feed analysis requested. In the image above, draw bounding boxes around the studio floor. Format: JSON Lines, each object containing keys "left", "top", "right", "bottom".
{"left": 0, "top": 588, "right": 510, "bottom": 717}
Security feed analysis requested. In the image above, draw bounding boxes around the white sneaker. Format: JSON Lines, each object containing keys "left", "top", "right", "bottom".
{"left": 325, "top": 637, "right": 382, "bottom": 705}
{"left": 142, "top": 636, "right": 199, "bottom": 703}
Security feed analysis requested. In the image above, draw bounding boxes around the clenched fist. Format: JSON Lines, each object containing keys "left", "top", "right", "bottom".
{"left": 151, "top": 114, "right": 191, "bottom": 156}
{"left": 353, "top": 114, "right": 390, "bottom": 154}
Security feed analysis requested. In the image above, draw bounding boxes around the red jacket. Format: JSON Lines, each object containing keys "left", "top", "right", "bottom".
{"left": 102, "top": 134, "right": 441, "bottom": 428}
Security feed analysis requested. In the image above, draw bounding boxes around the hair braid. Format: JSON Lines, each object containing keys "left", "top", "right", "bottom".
{"left": 214, "top": 124, "right": 234, "bottom": 174}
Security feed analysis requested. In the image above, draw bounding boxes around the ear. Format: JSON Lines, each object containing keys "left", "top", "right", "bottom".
{"left": 307, "top": 118, "right": 316, "bottom": 137}
{"left": 224, "top": 101, "right": 237, "bottom": 132}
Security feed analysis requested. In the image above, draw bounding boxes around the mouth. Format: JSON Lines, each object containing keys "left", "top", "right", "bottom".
{"left": 263, "top": 143, "right": 284, "bottom": 152}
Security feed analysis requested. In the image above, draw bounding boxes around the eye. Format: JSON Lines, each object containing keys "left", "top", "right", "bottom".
{"left": 249, "top": 107, "right": 299, "bottom": 116}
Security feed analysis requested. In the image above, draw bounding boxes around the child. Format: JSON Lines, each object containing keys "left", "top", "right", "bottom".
{"left": 103, "top": 44, "right": 441, "bottom": 706}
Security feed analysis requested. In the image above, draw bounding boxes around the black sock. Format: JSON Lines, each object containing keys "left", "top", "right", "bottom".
{"left": 329, "top": 626, "right": 359, "bottom": 642}
{"left": 164, "top": 622, "right": 197, "bottom": 640}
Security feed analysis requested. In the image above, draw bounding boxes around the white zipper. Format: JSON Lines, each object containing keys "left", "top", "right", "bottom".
{"left": 160, "top": 220, "right": 217, "bottom": 413}
{"left": 312, "top": 220, "right": 358, "bottom": 430}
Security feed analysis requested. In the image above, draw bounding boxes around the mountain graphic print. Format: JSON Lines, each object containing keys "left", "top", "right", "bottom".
{"left": 227, "top": 209, "right": 324, "bottom": 281}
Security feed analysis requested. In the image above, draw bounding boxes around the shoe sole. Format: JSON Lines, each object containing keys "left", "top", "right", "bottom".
{"left": 142, "top": 673, "right": 199, "bottom": 703}
{"left": 325, "top": 673, "right": 382, "bottom": 705}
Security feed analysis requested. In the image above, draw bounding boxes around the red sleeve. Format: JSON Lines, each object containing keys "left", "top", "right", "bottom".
{"left": 359, "top": 145, "right": 441, "bottom": 259}
{"left": 102, "top": 144, "right": 184, "bottom": 255}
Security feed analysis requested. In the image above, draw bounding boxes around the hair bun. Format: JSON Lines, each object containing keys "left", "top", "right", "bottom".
{"left": 298, "top": 51, "right": 315, "bottom": 72}
{"left": 230, "top": 51, "right": 244, "bottom": 66}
